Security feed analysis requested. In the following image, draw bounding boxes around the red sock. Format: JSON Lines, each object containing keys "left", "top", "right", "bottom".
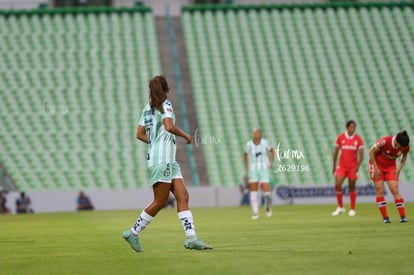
{"left": 350, "top": 191, "right": 357, "bottom": 210}
{"left": 395, "top": 198, "right": 406, "bottom": 217}
{"left": 376, "top": 196, "right": 388, "bottom": 218}
{"left": 336, "top": 187, "right": 343, "bottom": 208}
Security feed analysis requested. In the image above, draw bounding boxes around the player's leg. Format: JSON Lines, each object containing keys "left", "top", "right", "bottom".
{"left": 123, "top": 181, "right": 170, "bottom": 252}
{"left": 123, "top": 163, "right": 172, "bottom": 252}
{"left": 134, "top": 164, "right": 173, "bottom": 231}
{"left": 260, "top": 182, "right": 272, "bottom": 217}
{"left": 249, "top": 169, "right": 260, "bottom": 219}
{"left": 386, "top": 179, "right": 407, "bottom": 223}
{"left": 373, "top": 180, "right": 390, "bottom": 223}
{"left": 332, "top": 169, "right": 346, "bottom": 216}
{"left": 250, "top": 182, "right": 259, "bottom": 219}
{"left": 171, "top": 162, "right": 212, "bottom": 250}
{"left": 145, "top": 182, "right": 171, "bottom": 216}
{"left": 171, "top": 178, "right": 195, "bottom": 237}
{"left": 370, "top": 163, "right": 389, "bottom": 223}
{"left": 250, "top": 181, "right": 259, "bottom": 219}
{"left": 348, "top": 175, "right": 357, "bottom": 216}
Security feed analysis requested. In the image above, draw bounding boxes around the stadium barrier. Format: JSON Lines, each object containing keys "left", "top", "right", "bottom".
{"left": 275, "top": 184, "right": 382, "bottom": 205}
{"left": 182, "top": 1, "right": 414, "bottom": 12}
{"left": 0, "top": 5, "right": 151, "bottom": 16}
{"left": 4, "top": 183, "right": 414, "bottom": 213}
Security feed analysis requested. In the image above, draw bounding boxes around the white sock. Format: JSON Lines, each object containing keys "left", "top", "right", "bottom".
{"left": 264, "top": 191, "right": 271, "bottom": 208}
{"left": 131, "top": 210, "right": 153, "bottom": 235}
{"left": 250, "top": 191, "right": 259, "bottom": 215}
{"left": 178, "top": 210, "right": 196, "bottom": 238}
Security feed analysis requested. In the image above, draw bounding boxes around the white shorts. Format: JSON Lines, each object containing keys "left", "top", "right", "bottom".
{"left": 248, "top": 169, "right": 270, "bottom": 184}
{"left": 148, "top": 162, "right": 183, "bottom": 186}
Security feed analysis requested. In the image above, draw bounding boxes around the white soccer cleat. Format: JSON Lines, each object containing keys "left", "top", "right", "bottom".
{"left": 265, "top": 207, "right": 272, "bottom": 218}
{"left": 349, "top": 210, "right": 356, "bottom": 217}
{"left": 251, "top": 214, "right": 259, "bottom": 220}
{"left": 332, "top": 207, "right": 346, "bottom": 216}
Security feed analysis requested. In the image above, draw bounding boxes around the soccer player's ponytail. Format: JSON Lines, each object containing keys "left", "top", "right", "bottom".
{"left": 149, "top": 75, "right": 169, "bottom": 113}
{"left": 396, "top": 130, "right": 410, "bottom": 147}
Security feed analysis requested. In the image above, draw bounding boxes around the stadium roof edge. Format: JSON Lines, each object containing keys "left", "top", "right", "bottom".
{"left": 182, "top": 1, "right": 414, "bottom": 13}
{"left": 0, "top": 6, "right": 151, "bottom": 17}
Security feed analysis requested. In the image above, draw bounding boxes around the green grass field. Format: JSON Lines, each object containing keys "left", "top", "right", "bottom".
{"left": 1, "top": 203, "right": 413, "bottom": 275}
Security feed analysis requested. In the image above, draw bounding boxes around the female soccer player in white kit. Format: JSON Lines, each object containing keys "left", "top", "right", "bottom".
{"left": 122, "top": 75, "right": 212, "bottom": 251}
{"left": 244, "top": 128, "right": 275, "bottom": 219}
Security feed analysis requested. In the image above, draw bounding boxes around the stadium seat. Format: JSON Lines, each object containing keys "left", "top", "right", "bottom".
{"left": 182, "top": 3, "right": 414, "bottom": 186}
{"left": 0, "top": 8, "right": 158, "bottom": 190}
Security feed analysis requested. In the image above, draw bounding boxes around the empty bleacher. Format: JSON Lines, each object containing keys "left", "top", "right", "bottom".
{"left": 0, "top": 7, "right": 160, "bottom": 190}
{"left": 182, "top": 2, "right": 414, "bottom": 186}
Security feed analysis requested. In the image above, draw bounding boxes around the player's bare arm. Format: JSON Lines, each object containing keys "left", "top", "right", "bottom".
{"left": 269, "top": 148, "right": 275, "bottom": 169}
{"left": 396, "top": 153, "right": 408, "bottom": 178}
{"left": 356, "top": 148, "right": 364, "bottom": 173}
{"left": 243, "top": 152, "right": 249, "bottom": 175}
{"left": 369, "top": 143, "right": 382, "bottom": 179}
{"left": 163, "top": 117, "right": 192, "bottom": 144}
{"left": 332, "top": 146, "right": 339, "bottom": 174}
{"left": 136, "top": 125, "right": 149, "bottom": 144}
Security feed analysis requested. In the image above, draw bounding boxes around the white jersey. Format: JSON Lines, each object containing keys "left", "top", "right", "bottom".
{"left": 138, "top": 100, "right": 177, "bottom": 167}
{"left": 245, "top": 138, "right": 272, "bottom": 171}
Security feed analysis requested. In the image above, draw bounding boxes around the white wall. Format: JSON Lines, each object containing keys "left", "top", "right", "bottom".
{"left": 0, "top": 0, "right": 46, "bottom": 9}
{"left": 3, "top": 183, "right": 414, "bottom": 214}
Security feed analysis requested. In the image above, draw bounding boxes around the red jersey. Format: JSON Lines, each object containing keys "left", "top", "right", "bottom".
{"left": 335, "top": 132, "right": 364, "bottom": 169}
{"left": 372, "top": 135, "right": 410, "bottom": 168}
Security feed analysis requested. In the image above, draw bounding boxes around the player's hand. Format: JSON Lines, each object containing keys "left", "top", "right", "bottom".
{"left": 332, "top": 167, "right": 336, "bottom": 175}
{"left": 355, "top": 167, "right": 359, "bottom": 173}
{"left": 396, "top": 168, "right": 401, "bottom": 180}
{"left": 373, "top": 168, "right": 382, "bottom": 180}
{"left": 184, "top": 133, "right": 192, "bottom": 144}
{"left": 269, "top": 163, "right": 273, "bottom": 169}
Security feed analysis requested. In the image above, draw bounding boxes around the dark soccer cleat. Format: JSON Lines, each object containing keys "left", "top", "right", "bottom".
{"left": 400, "top": 216, "right": 408, "bottom": 223}
{"left": 383, "top": 217, "right": 391, "bottom": 224}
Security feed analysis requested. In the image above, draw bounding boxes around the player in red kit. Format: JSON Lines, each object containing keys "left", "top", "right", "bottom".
{"left": 332, "top": 120, "right": 364, "bottom": 217}
{"left": 369, "top": 131, "right": 410, "bottom": 223}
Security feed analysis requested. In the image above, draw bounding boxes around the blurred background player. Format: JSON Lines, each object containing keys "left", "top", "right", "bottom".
{"left": 0, "top": 191, "right": 11, "bottom": 214}
{"left": 244, "top": 128, "right": 275, "bottom": 219}
{"left": 76, "top": 191, "right": 94, "bottom": 211}
{"left": 122, "top": 75, "right": 212, "bottom": 252}
{"left": 165, "top": 192, "right": 176, "bottom": 209}
{"left": 332, "top": 120, "right": 364, "bottom": 217}
{"left": 16, "top": 192, "right": 34, "bottom": 214}
{"left": 239, "top": 176, "right": 250, "bottom": 206}
{"left": 369, "top": 131, "right": 410, "bottom": 223}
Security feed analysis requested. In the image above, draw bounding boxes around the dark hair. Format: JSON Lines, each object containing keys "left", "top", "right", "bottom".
{"left": 149, "top": 75, "right": 169, "bottom": 113}
{"left": 346, "top": 120, "right": 356, "bottom": 128}
{"left": 396, "top": 130, "right": 410, "bottom": 147}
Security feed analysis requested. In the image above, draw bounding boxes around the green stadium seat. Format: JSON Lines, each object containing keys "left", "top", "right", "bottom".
{"left": 182, "top": 4, "right": 414, "bottom": 186}
{"left": 0, "top": 8, "right": 158, "bottom": 190}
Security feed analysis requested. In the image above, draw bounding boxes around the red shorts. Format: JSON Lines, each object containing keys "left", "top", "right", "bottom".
{"left": 369, "top": 163, "right": 398, "bottom": 182}
{"left": 335, "top": 167, "right": 358, "bottom": 180}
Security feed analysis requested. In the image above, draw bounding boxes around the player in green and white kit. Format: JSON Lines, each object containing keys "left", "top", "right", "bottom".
{"left": 244, "top": 128, "right": 275, "bottom": 219}
{"left": 122, "top": 75, "right": 212, "bottom": 252}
